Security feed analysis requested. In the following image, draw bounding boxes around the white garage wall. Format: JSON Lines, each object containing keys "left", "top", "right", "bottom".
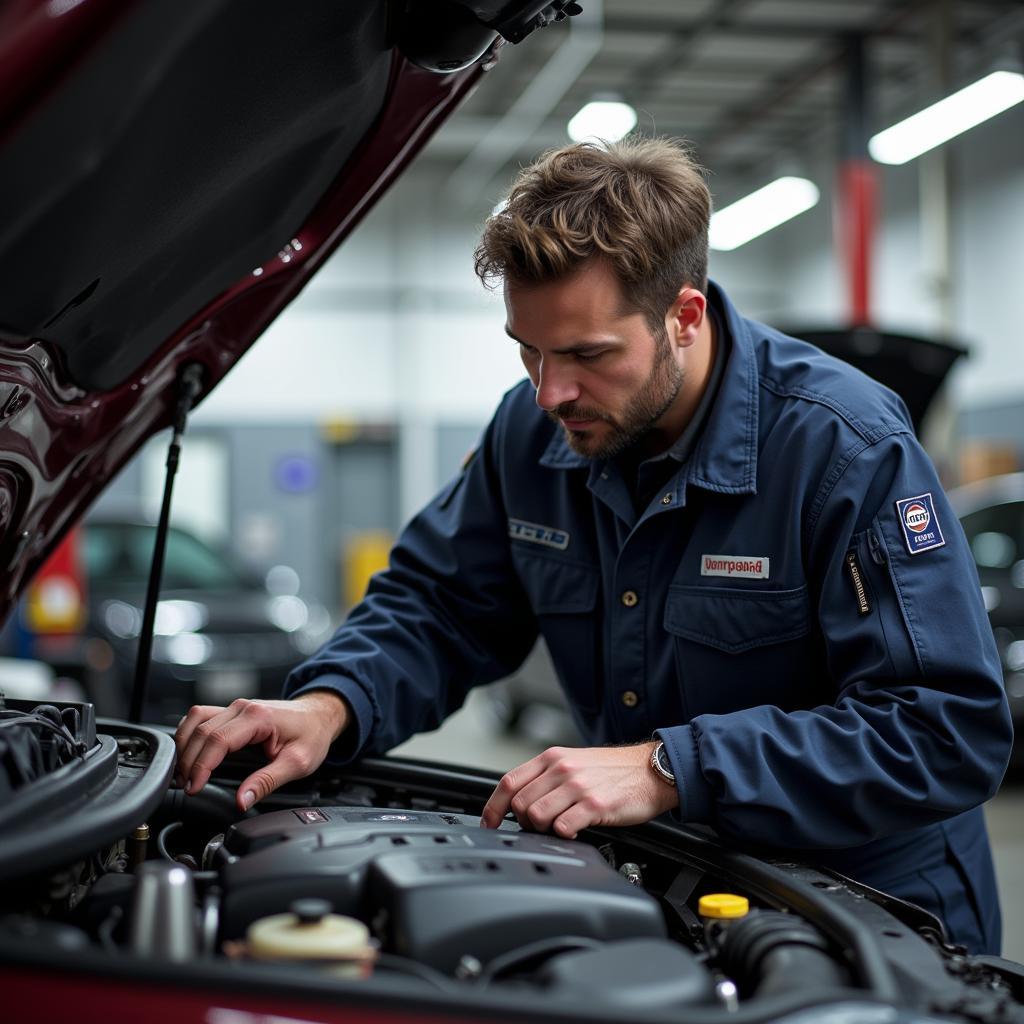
{"left": 737, "top": 101, "right": 1024, "bottom": 406}
{"left": 954, "top": 105, "right": 1024, "bottom": 407}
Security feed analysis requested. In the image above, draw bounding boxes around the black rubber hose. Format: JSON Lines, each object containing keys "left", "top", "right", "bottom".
{"left": 478, "top": 936, "right": 603, "bottom": 985}
{"left": 718, "top": 912, "right": 851, "bottom": 998}
{"left": 157, "top": 821, "right": 183, "bottom": 862}
{"left": 160, "top": 782, "right": 256, "bottom": 827}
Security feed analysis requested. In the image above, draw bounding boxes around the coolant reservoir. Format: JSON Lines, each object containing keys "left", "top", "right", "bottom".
{"left": 698, "top": 893, "right": 749, "bottom": 950}
{"left": 245, "top": 899, "right": 376, "bottom": 977}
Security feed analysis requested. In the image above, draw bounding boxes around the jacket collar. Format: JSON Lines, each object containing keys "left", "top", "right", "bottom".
{"left": 687, "top": 280, "right": 759, "bottom": 495}
{"left": 538, "top": 280, "right": 759, "bottom": 494}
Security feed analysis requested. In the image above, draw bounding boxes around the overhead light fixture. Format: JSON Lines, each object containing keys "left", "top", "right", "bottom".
{"left": 567, "top": 99, "right": 637, "bottom": 145}
{"left": 868, "top": 70, "right": 1024, "bottom": 165}
{"left": 709, "top": 177, "right": 820, "bottom": 251}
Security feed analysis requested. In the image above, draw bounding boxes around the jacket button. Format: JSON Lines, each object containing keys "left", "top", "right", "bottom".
{"left": 621, "top": 690, "right": 639, "bottom": 708}
{"left": 661, "top": 493, "right": 672, "bottom": 505}
{"left": 621, "top": 590, "right": 639, "bottom": 607}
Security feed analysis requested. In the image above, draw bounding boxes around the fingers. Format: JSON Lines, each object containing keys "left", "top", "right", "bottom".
{"left": 508, "top": 773, "right": 574, "bottom": 832}
{"left": 481, "top": 745, "right": 664, "bottom": 838}
{"left": 480, "top": 755, "right": 548, "bottom": 828}
{"left": 175, "top": 700, "right": 274, "bottom": 796}
{"left": 237, "top": 744, "right": 315, "bottom": 811}
{"left": 174, "top": 697, "right": 342, "bottom": 810}
{"left": 174, "top": 704, "right": 229, "bottom": 776}
{"left": 551, "top": 808, "right": 585, "bottom": 840}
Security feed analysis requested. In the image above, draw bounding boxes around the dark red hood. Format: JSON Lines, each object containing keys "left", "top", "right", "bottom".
{"left": 0, "top": 1, "right": 562, "bottom": 624}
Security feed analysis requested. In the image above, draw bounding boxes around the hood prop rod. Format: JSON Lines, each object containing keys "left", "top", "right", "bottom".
{"left": 129, "top": 364, "right": 204, "bottom": 724}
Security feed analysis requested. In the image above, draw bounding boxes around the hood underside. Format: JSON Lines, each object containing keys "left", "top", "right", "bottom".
{"left": 1, "top": 0, "right": 393, "bottom": 393}
{"left": 0, "top": 0, "right": 509, "bottom": 624}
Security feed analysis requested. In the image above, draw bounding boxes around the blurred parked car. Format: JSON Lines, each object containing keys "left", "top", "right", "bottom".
{"left": 950, "top": 472, "right": 1024, "bottom": 765}
{"left": 32, "top": 518, "right": 332, "bottom": 723}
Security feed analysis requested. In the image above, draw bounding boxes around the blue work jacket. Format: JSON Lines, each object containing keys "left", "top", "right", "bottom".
{"left": 287, "top": 282, "right": 1012, "bottom": 954}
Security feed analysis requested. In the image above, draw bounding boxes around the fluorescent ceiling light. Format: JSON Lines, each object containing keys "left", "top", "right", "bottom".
{"left": 869, "top": 70, "right": 1024, "bottom": 165}
{"left": 567, "top": 100, "right": 637, "bottom": 145}
{"left": 709, "top": 177, "right": 820, "bottom": 251}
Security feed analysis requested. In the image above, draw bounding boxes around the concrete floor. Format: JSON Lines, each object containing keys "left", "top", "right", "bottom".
{"left": 394, "top": 689, "right": 1024, "bottom": 962}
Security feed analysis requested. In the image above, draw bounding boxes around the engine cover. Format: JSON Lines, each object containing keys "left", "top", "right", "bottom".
{"left": 218, "top": 806, "right": 667, "bottom": 971}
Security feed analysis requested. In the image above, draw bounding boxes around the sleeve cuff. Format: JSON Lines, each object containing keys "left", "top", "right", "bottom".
{"left": 655, "top": 724, "right": 713, "bottom": 825}
{"left": 290, "top": 674, "right": 374, "bottom": 766}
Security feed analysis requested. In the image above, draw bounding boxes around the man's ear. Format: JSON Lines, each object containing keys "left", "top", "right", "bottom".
{"left": 666, "top": 287, "right": 707, "bottom": 349}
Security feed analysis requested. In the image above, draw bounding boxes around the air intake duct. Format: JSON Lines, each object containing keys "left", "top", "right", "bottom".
{"left": 718, "top": 911, "right": 851, "bottom": 998}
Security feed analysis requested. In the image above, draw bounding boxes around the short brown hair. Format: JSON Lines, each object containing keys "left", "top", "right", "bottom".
{"left": 474, "top": 138, "right": 711, "bottom": 330}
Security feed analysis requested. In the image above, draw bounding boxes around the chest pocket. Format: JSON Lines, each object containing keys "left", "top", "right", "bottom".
{"left": 663, "top": 584, "right": 817, "bottom": 717}
{"left": 510, "top": 548, "right": 602, "bottom": 714}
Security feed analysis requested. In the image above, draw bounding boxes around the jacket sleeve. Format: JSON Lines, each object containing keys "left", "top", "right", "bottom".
{"left": 658, "top": 429, "right": 1012, "bottom": 848}
{"left": 283, "top": 400, "right": 537, "bottom": 763}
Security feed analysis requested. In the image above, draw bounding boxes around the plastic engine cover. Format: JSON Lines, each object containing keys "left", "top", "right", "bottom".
{"left": 218, "top": 806, "right": 667, "bottom": 971}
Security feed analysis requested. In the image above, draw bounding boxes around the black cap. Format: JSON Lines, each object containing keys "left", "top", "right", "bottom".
{"left": 290, "top": 898, "right": 333, "bottom": 925}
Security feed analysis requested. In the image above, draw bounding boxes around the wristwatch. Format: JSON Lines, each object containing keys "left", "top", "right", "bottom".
{"left": 649, "top": 740, "right": 676, "bottom": 786}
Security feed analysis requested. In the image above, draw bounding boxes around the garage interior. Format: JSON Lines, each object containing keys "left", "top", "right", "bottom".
{"left": 11, "top": 0, "right": 1023, "bottom": 963}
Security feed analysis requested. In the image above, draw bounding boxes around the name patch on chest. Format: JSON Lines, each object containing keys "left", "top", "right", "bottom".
{"left": 508, "top": 518, "right": 570, "bottom": 551}
{"left": 701, "top": 555, "right": 770, "bottom": 580}
{"left": 895, "top": 492, "right": 945, "bottom": 555}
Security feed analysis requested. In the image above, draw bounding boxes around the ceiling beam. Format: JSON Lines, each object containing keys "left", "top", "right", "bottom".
{"left": 604, "top": 16, "right": 923, "bottom": 41}
{"left": 625, "top": 0, "right": 755, "bottom": 101}
{"left": 695, "top": 0, "right": 929, "bottom": 155}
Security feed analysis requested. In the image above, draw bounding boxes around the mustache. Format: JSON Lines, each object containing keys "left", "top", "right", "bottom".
{"left": 548, "top": 404, "right": 610, "bottom": 423}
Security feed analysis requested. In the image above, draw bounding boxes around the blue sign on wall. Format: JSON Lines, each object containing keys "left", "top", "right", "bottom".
{"left": 274, "top": 454, "right": 320, "bottom": 495}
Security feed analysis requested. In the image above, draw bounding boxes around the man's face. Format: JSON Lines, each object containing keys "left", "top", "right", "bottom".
{"left": 504, "top": 260, "right": 684, "bottom": 460}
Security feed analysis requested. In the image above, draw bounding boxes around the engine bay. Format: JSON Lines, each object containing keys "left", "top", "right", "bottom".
{"left": 2, "top": 701, "right": 1024, "bottom": 1023}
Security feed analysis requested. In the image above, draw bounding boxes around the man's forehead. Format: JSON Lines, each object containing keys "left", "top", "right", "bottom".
{"left": 504, "top": 281, "right": 637, "bottom": 326}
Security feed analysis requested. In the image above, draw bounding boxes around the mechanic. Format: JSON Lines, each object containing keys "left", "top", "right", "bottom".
{"left": 175, "top": 138, "right": 1012, "bottom": 955}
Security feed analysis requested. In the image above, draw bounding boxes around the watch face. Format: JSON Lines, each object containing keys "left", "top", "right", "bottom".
{"left": 656, "top": 744, "right": 673, "bottom": 775}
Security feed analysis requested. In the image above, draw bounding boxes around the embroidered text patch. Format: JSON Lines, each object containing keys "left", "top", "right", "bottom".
{"left": 508, "top": 518, "right": 570, "bottom": 551}
{"left": 700, "top": 555, "right": 770, "bottom": 580}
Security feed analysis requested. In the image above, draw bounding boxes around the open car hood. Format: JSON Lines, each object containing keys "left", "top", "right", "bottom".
{"left": 0, "top": 0, "right": 572, "bottom": 625}
{"left": 779, "top": 325, "right": 968, "bottom": 431}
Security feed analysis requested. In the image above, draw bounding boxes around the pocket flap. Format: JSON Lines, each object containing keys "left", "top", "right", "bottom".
{"left": 664, "top": 584, "right": 811, "bottom": 653}
{"left": 511, "top": 549, "right": 600, "bottom": 614}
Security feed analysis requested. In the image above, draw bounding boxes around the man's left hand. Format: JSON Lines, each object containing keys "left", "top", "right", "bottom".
{"left": 480, "top": 742, "right": 679, "bottom": 838}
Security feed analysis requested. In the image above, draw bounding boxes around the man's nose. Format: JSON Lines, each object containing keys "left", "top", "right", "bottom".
{"left": 534, "top": 362, "right": 580, "bottom": 412}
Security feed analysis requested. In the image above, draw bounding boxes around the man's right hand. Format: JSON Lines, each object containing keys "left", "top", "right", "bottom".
{"left": 174, "top": 691, "right": 349, "bottom": 811}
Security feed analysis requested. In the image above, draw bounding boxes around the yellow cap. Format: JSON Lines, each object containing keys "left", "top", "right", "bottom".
{"left": 698, "top": 893, "right": 749, "bottom": 919}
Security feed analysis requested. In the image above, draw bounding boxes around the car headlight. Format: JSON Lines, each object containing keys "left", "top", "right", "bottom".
{"left": 266, "top": 595, "right": 309, "bottom": 633}
{"left": 154, "top": 600, "right": 209, "bottom": 635}
{"left": 152, "top": 632, "right": 213, "bottom": 666}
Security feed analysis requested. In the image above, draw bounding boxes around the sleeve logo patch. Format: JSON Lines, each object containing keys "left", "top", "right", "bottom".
{"left": 700, "top": 555, "right": 770, "bottom": 579}
{"left": 895, "top": 492, "right": 946, "bottom": 555}
{"left": 508, "top": 518, "right": 570, "bottom": 551}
